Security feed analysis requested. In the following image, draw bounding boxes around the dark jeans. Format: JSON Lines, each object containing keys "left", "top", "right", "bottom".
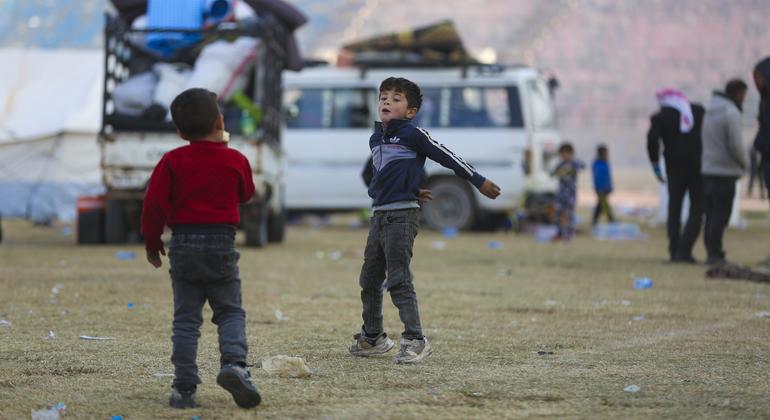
{"left": 666, "top": 168, "right": 703, "bottom": 260}
{"left": 168, "top": 227, "right": 246, "bottom": 387}
{"left": 703, "top": 176, "right": 737, "bottom": 260}
{"left": 592, "top": 192, "right": 615, "bottom": 225}
{"left": 359, "top": 208, "right": 422, "bottom": 340}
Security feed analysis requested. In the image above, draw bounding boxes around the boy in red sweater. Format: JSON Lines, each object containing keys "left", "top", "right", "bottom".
{"left": 141, "top": 88, "right": 261, "bottom": 409}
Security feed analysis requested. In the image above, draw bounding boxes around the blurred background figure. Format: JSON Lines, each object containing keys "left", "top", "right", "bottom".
{"left": 753, "top": 57, "right": 770, "bottom": 207}
{"left": 591, "top": 144, "right": 614, "bottom": 226}
{"left": 701, "top": 79, "right": 747, "bottom": 265}
{"left": 647, "top": 89, "right": 705, "bottom": 263}
{"left": 551, "top": 142, "right": 584, "bottom": 240}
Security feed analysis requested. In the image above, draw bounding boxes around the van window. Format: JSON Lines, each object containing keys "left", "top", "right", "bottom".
{"left": 285, "top": 88, "right": 374, "bottom": 128}
{"left": 412, "top": 88, "right": 442, "bottom": 128}
{"left": 527, "top": 80, "right": 557, "bottom": 129}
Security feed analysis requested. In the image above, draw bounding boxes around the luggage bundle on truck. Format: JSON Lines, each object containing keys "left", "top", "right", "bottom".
{"left": 78, "top": 0, "right": 306, "bottom": 247}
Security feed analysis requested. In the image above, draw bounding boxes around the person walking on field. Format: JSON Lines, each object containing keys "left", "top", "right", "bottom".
{"left": 753, "top": 57, "right": 770, "bottom": 205}
{"left": 647, "top": 88, "right": 706, "bottom": 263}
{"left": 701, "top": 79, "right": 748, "bottom": 265}
{"left": 591, "top": 144, "right": 615, "bottom": 225}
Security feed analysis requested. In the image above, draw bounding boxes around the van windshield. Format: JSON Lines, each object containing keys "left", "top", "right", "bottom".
{"left": 285, "top": 86, "right": 524, "bottom": 129}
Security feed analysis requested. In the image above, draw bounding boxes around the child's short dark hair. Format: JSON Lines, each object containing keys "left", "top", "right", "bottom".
{"left": 379, "top": 77, "right": 422, "bottom": 110}
{"left": 597, "top": 144, "right": 608, "bottom": 155}
{"left": 170, "top": 88, "right": 221, "bottom": 139}
{"left": 558, "top": 142, "right": 574, "bottom": 154}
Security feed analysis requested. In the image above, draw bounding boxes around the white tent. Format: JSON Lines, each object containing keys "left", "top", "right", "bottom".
{"left": 0, "top": 48, "right": 104, "bottom": 222}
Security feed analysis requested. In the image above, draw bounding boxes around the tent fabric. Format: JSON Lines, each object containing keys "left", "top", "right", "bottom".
{"left": 0, "top": 134, "right": 103, "bottom": 222}
{"left": 0, "top": 48, "right": 103, "bottom": 143}
{"left": 0, "top": 48, "right": 104, "bottom": 221}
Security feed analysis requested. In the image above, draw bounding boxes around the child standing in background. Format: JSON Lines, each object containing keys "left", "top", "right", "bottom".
{"left": 552, "top": 142, "right": 584, "bottom": 240}
{"left": 591, "top": 145, "right": 615, "bottom": 225}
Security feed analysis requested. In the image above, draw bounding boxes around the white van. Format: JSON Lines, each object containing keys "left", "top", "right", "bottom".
{"left": 282, "top": 65, "right": 561, "bottom": 229}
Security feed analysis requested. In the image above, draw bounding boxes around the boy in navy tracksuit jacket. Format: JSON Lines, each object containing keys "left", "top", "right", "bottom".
{"left": 591, "top": 145, "right": 615, "bottom": 225}
{"left": 348, "top": 77, "right": 501, "bottom": 364}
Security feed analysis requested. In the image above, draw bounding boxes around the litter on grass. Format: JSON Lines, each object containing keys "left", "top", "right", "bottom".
{"left": 633, "top": 277, "right": 653, "bottom": 289}
{"left": 631, "top": 315, "right": 646, "bottom": 321}
{"left": 623, "top": 384, "right": 641, "bottom": 393}
{"left": 756, "top": 311, "right": 770, "bottom": 318}
{"left": 31, "top": 402, "right": 66, "bottom": 420}
{"left": 79, "top": 335, "right": 115, "bottom": 341}
{"left": 152, "top": 372, "right": 175, "bottom": 378}
{"left": 536, "top": 351, "right": 555, "bottom": 356}
{"left": 49, "top": 283, "right": 64, "bottom": 304}
{"left": 274, "top": 309, "right": 289, "bottom": 321}
{"left": 441, "top": 227, "right": 459, "bottom": 238}
{"left": 44, "top": 331, "right": 56, "bottom": 340}
{"left": 260, "top": 355, "right": 312, "bottom": 378}
{"left": 0, "top": 319, "right": 11, "bottom": 327}
{"left": 115, "top": 251, "right": 136, "bottom": 260}
{"left": 487, "top": 241, "right": 504, "bottom": 250}
{"left": 593, "top": 223, "right": 647, "bottom": 241}
{"left": 431, "top": 241, "right": 447, "bottom": 250}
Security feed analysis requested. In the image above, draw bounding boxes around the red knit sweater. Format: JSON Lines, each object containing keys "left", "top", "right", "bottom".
{"left": 141, "top": 140, "right": 255, "bottom": 253}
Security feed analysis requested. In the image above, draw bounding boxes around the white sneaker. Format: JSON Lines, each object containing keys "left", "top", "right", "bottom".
{"left": 348, "top": 331, "right": 395, "bottom": 357}
{"left": 394, "top": 337, "right": 433, "bottom": 364}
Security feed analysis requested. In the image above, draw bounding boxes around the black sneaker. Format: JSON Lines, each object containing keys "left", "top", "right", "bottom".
{"left": 217, "top": 363, "right": 261, "bottom": 408}
{"left": 169, "top": 385, "right": 197, "bottom": 409}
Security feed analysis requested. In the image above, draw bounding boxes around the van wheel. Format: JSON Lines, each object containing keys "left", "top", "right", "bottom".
{"left": 267, "top": 208, "right": 286, "bottom": 243}
{"left": 422, "top": 178, "right": 476, "bottom": 230}
{"left": 242, "top": 202, "right": 268, "bottom": 248}
{"left": 105, "top": 198, "right": 128, "bottom": 243}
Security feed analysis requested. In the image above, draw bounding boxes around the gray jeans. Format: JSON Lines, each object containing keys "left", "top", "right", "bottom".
{"left": 359, "top": 208, "right": 423, "bottom": 340}
{"left": 168, "top": 228, "right": 247, "bottom": 387}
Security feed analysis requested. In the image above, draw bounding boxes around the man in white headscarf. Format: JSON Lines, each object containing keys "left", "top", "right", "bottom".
{"left": 647, "top": 89, "right": 706, "bottom": 263}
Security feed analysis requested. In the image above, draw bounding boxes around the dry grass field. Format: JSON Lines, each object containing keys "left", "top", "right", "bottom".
{"left": 1, "top": 214, "right": 769, "bottom": 419}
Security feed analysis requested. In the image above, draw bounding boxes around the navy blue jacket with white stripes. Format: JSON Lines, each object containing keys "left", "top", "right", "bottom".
{"left": 367, "top": 119, "right": 486, "bottom": 207}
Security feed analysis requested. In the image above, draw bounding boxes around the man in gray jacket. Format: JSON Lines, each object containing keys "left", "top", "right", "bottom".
{"left": 701, "top": 79, "right": 748, "bottom": 265}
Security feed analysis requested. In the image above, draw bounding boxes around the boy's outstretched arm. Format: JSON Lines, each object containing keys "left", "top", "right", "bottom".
{"left": 141, "top": 156, "right": 172, "bottom": 268}
{"left": 414, "top": 128, "right": 500, "bottom": 199}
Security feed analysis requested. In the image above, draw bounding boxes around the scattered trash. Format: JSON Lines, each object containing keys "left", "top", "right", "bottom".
{"left": 594, "top": 299, "right": 631, "bottom": 307}
{"left": 44, "top": 331, "right": 56, "bottom": 340}
{"left": 431, "top": 240, "right": 447, "bottom": 250}
{"left": 314, "top": 251, "right": 325, "bottom": 260}
{"left": 329, "top": 250, "right": 342, "bottom": 261}
{"left": 534, "top": 224, "right": 559, "bottom": 243}
{"left": 260, "top": 355, "right": 312, "bottom": 378}
{"left": 31, "top": 402, "right": 66, "bottom": 420}
{"left": 441, "top": 227, "right": 459, "bottom": 239}
{"left": 191, "top": 416, "right": 202, "bottom": 420}
{"left": 274, "top": 309, "right": 289, "bottom": 322}
{"left": 706, "top": 263, "right": 770, "bottom": 283}
{"left": 115, "top": 251, "right": 136, "bottom": 261}
{"left": 487, "top": 241, "right": 503, "bottom": 250}
{"left": 60, "top": 226, "right": 72, "bottom": 237}
{"left": 0, "top": 319, "right": 11, "bottom": 327}
{"left": 616, "top": 203, "right": 655, "bottom": 219}
{"left": 496, "top": 268, "right": 513, "bottom": 278}
{"left": 79, "top": 335, "right": 115, "bottom": 341}
{"left": 593, "top": 223, "right": 647, "bottom": 241}
{"left": 536, "top": 351, "right": 555, "bottom": 356}
{"left": 756, "top": 311, "right": 770, "bottom": 318}
{"left": 544, "top": 299, "right": 560, "bottom": 306}
{"left": 153, "top": 372, "right": 175, "bottom": 378}
{"left": 631, "top": 315, "right": 646, "bottom": 321}
{"left": 49, "top": 283, "right": 64, "bottom": 305}
{"left": 111, "top": 416, "right": 123, "bottom": 420}
{"left": 633, "top": 277, "right": 653, "bottom": 290}
{"left": 623, "top": 384, "right": 641, "bottom": 393}
{"left": 127, "top": 302, "right": 135, "bottom": 309}
{"left": 621, "top": 300, "right": 631, "bottom": 306}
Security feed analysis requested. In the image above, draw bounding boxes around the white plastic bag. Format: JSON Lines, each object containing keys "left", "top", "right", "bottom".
{"left": 184, "top": 37, "right": 259, "bottom": 100}
{"left": 153, "top": 63, "right": 191, "bottom": 111}
{"left": 260, "top": 355, "right": 312, "bottom": 378}
{"left": 112, "top": 72, "right": 157, "bottom": 116}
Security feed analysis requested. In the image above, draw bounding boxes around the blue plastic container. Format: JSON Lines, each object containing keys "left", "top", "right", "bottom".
{"left": 146, "top": 0, "right": 204, "bottom": 57}
{"left": 633, "top": 277, "right": 653, "bottom": 289}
